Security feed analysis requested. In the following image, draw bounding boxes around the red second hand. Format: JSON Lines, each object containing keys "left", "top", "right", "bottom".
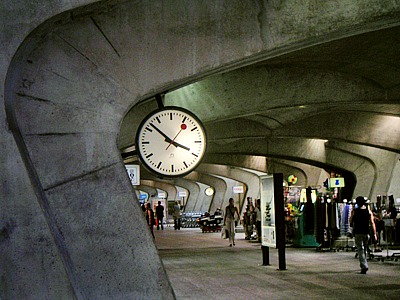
{"left": 166, "top": 124, "right": 187, "bottom": 150}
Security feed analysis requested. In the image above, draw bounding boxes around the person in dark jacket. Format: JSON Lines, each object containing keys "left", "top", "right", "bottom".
{"left": 350, "top": 196, "right": 377, "bottom": 274}
{"left": 156, "top": 201, "right": 165, "bottom": 230}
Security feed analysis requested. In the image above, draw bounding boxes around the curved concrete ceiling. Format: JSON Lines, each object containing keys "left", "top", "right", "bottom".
{"left": 121, "top": 26, "right": 400, "bottom": 154}
{"left": 120, "top": 25, "right": 400, "bottom": 199}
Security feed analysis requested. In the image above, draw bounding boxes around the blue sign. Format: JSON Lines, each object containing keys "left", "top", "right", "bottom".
{"left": 329, "top": 177, "right": 345, "bottom": 188}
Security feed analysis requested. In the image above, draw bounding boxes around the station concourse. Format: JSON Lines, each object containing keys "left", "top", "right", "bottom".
{"left": 156, "top": 227, "right": 400, "bottom": 300}
{"left": 1, "top": 1, "right": 400, "bottom": 299}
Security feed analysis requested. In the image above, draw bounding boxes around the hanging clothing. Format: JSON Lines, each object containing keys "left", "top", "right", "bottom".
{"left": 304, "top": 201, "right": 315, "bottom": 234}
{"left": 315, "top": 199, "right": 324, "bottom": 244}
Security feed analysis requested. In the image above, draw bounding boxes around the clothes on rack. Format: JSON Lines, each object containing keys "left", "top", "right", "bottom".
{"left": 339, "top": 204, "right": 353, "bottom": 237}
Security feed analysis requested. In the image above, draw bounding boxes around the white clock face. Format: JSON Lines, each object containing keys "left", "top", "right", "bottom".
{"left": 136, "top": 107, "right": 206, "bottom": 177}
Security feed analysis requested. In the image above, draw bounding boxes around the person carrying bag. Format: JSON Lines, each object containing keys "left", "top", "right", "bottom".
{"left": 224, "top": 198, "right": 240, "bottom": 247}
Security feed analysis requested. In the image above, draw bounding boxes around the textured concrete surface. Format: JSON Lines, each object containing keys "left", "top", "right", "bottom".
{"left": 157, "top": 227, "right": 400, "bottom": 300}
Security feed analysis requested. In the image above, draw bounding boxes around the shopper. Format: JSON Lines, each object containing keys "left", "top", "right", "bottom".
{"left": 156, "top": 201, "right": 165, "bottom": 230}
{"left": 224, "top": 198, "right": 240, "bottom": 247}
{"left": 350, "top": 196, "right": 377, "bottom": 274}
{"left": 145, "top": 203, "right": 155, "bottom": 239}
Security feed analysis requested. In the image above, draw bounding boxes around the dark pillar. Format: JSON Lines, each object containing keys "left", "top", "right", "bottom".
{"left": 274, "top": 173, "right": 286, "bottom": 270}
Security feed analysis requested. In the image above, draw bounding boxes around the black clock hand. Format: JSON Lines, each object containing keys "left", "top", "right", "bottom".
{"left": 149, "top": 123, "right": 190, "bottom": 151}
{"left": 150, "top": 123, "right": 173, "bottom": 143}
{"left": 168, "top": 140, "right": 190, "bottom": 151}
{"left": 162, "top": 138, "right": 190, "bottom": 151}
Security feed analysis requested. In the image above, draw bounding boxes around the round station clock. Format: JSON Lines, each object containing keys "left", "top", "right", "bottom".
{"left": 136, "top": 106, "right": 207, "bottom": 177}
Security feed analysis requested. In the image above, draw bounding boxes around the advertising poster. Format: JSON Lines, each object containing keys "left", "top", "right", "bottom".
{"left": 260, "top": 175, "right": 276, "bottom": 248}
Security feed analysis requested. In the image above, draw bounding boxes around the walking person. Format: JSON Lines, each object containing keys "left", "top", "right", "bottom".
{"left": 145, "top": 203, "right": 156, "bottom": 239}
{"left": 350, "top": 196, "right": 377, "bottom": 274}
{"left": 173, "top": 201, "right": 182, "bottom": 230}
{"left": 156, "top": 201, "right": 165, "bottom": 230}
{"left": 224, "top": 198, "right": 240, "bottom": 247}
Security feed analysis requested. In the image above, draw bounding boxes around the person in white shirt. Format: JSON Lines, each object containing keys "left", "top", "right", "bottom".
{"left": 224, "top": 198, "right": 240, "bottom": 247}
{"left": 254, "top": 199, "right": 262, "bottom": 242}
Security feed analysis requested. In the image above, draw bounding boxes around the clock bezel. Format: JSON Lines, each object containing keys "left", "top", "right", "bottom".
{"left": 135, "top": 106, "right": 207, "bottom": 178}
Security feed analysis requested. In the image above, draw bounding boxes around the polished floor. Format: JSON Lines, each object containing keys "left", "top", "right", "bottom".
{"left": 155, "top": 226, "right": 400, "bottom": 300}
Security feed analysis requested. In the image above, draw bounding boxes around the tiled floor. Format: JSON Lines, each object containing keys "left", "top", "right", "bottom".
{"left": 155, "top": 227, "right": 400, "bottom": 300}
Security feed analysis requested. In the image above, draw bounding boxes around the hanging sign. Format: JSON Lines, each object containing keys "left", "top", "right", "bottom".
{"left": 125, "top": 165, "right": 140, "bottom": 186}
{"left": 329, "top": 177, "right": 345, "bottom": 188}
{"left": 233, "top": 186, "right": 244, "bottom": 194}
